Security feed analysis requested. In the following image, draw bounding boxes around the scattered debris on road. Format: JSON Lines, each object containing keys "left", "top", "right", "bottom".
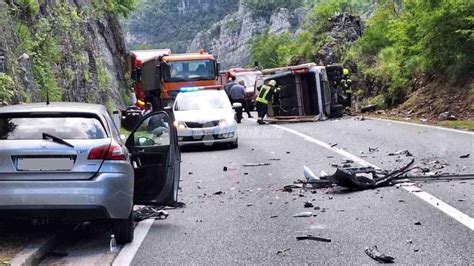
{"left": 282, "top": 185, "right": 303, "bottom": 192}
{"left": 293, "top": 212, "right": 313, "bottom": 217}
{"left": 389, "top": 149, "right": 413, "bottom": 156}
{"left": 134, "top": 206, "right": 169, "bottom": 222}
{"left": 459, "top": 154, "right": 470, "bottom": 159}
{"left": 365, "top": 245, "right": 395, "bottom": 263}
{"left": 243, "top": 163, "right": 271, "bottom": 167}
{"left": 368, "top": 147, "right": 379, "bottom": 153}
{"left": 327, "top": 161, "right": 412, "bottom": 189}
{"left": 295, "top": 159, "right": 415, "bottom": 190}
{"left": 276, "top": 248, "right": 291, "bottom": 256}
{"left": 296, "top": 235, "right": 331, "bottom": 242}
{"left": 304, "top": 166, "right": 320, "bottom": 183}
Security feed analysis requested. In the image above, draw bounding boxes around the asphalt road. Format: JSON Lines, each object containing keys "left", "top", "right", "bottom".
{"left": 129, "top": 116, "right": 474, "bottom": 265}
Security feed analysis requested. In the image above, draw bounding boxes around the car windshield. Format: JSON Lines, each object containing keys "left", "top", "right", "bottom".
{"left": 164, "top": 60, "right": 216, "bottom": 82}
{"left": 174, "top": 91, "right": 230, "bottom": 111}
{"left": 0, "top": 115, "right": 107, "bottom": 140}
{"left": 235, "top": 74, "right": 257, "bottom": 90}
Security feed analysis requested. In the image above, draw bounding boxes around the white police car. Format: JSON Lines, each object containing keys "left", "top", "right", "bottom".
{"left": 173, "top": 89, "right": 239, "bottom": 148}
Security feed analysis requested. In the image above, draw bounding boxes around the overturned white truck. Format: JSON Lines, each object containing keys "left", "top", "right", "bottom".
{"left": 260, "top": 63, "right": 347, "bottom": 123}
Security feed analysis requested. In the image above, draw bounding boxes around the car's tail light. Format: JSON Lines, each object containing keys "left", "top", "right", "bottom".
{"left": 88, "top": 143, "right": 126, "bottom": 161}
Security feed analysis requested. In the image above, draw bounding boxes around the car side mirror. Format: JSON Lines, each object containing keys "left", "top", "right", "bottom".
{"left": 232, "top": 103, "right": 242, "bottom": 109}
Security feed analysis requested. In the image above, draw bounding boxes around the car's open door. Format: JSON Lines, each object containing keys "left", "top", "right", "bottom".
{"left": 125, "top": 111, "right": 180, "bottom": 206}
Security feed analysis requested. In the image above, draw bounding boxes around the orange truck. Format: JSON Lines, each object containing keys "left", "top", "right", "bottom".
{"left": 129, "top": 49, "right": 221, "bottom": 110}
{"left": 219, "top": 68, "right": 262, "bottom": 111}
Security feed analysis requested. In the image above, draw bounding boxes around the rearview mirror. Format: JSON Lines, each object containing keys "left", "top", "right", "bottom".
{"left": 232, "top": 103, "right": 242, "bottom": 109}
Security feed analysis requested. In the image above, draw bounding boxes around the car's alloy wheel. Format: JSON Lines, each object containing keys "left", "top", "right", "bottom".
{"left": 113, "top": 211, "right": 135, "bottom": 244}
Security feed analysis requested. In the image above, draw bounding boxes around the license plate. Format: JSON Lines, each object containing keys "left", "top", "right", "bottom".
{"left": 192, "top": 129, "right": 214, "bottom": 136}
{"left": 17, "top": 157, "right": 74, "bottom": 171}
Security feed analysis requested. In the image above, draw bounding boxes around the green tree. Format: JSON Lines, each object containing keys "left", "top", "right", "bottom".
{"left": 0, "top": 73, "right": 15, "bottom": 103}
{"left": 249, "top": 31, "right": 299, "bottom": 68}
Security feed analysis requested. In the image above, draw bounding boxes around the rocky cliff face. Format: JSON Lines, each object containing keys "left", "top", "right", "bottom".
{"left": 188, "top": 6, "right": 306, "bottom": 69}
{"left": 0, "top": 0, "right": 127, "bottom": 109}
{"left": 124, "top": 0, "right": 239, "bottom": 52}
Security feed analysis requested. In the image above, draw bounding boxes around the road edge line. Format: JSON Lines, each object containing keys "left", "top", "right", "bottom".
{"left": 273, "top": 124, "right": 474, "bottom": 231}
{"left": 368, "top": 117, "right": 474, "bottom": 135}
{"left": 112, "top": 219, "right": 154, "bottom": 266}
{"left": 9, "top": 234, "right": 58, "bottom": 266}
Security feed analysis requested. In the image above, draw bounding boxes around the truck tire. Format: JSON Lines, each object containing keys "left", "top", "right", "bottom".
{"left": 330, "top": 104, "right": 344, "bottom": 118}
{"left": 112, "top": 211, "right": 134, "bottom": 244}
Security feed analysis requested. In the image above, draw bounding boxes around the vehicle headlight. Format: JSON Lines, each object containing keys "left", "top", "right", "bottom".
{"left": 219, "top": 117, "right": 234, "bottom": 127}
{"left": 173, "top": 121, "right": 187, "bottom": 129}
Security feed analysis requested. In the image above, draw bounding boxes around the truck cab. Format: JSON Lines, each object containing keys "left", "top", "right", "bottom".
{"left": 129, "top": 49, "right": 221, "bottom": 111}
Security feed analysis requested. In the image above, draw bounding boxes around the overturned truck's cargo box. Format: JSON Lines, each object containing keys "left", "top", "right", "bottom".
{"left": 262, "top": 64, "right": 334, "bottom": 123}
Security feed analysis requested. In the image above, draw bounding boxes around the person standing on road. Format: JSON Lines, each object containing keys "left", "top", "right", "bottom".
{"left": 255, "top": 80, "right": 279, "bottom": 125}
{"left": 341, "top": 68, "right": 353, "bottom": 107}
{"left": 224, "top": 76, "right": 237, "bottom": 98}
{"left": 230, "top": 80, "right": 246, "bottom": 123}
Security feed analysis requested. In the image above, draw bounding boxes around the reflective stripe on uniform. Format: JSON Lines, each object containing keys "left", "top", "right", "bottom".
{"left": 256, "top": 85, "right": 271, "bottom": 104}
{"left": 345, "top": 79, "right": 353, "bottom": 93}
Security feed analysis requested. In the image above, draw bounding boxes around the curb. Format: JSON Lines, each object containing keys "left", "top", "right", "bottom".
{"left": 9, "top": 235, "right": 58, "bottom": 266}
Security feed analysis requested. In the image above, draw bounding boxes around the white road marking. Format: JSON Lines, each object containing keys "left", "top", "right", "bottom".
{"left": 369, "top": 117, "right": 474, "bottom": 135}
{"left": 273, "top": 124, "right": 474, "bottom": 231}
{"left": 112, "top": 219, "right": 154, "bottom": 266}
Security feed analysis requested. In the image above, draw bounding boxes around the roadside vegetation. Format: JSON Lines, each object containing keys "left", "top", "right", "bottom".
{"left": 1, "top": 0, "right": 136, "bottom": 105}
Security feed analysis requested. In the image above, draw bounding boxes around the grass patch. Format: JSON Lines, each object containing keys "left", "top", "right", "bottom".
{"left": 438, "top": 120, "right": 474, "bottom": 131}
{"left": 367, "top": 114, "right": 474, "bottom": 131}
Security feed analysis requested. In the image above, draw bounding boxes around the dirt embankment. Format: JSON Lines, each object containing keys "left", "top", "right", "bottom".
{"left": 388, "top": 77, "right": 474, "bottom": 121}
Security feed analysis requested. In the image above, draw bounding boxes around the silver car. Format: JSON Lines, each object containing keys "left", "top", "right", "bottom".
{"left": 0, "top": 103, "right": 181, "bottom": 244}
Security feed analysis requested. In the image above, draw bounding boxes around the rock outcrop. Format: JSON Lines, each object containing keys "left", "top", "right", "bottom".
{"left": 0, "top": 1, "right": 127, "bottom": 109}
{"left": 188, "top": 6, "right": 306, "bottom": 69}
{"left": 315, "top": 12, "right": 363, "bottom": 66}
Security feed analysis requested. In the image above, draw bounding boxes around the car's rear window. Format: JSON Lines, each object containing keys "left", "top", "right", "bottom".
{"left": 0, "top": 116, "right": 107, "bottom": 140}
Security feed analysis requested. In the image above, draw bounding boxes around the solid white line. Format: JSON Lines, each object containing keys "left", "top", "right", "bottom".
{"left": 112, "top": 219, "right": 154, "bottom": 266}
{"left": 369, "top": 117, "right": 474, "bottom": 135}
{"left": 273, "top": 124, "right": 474, "bottom": 231}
